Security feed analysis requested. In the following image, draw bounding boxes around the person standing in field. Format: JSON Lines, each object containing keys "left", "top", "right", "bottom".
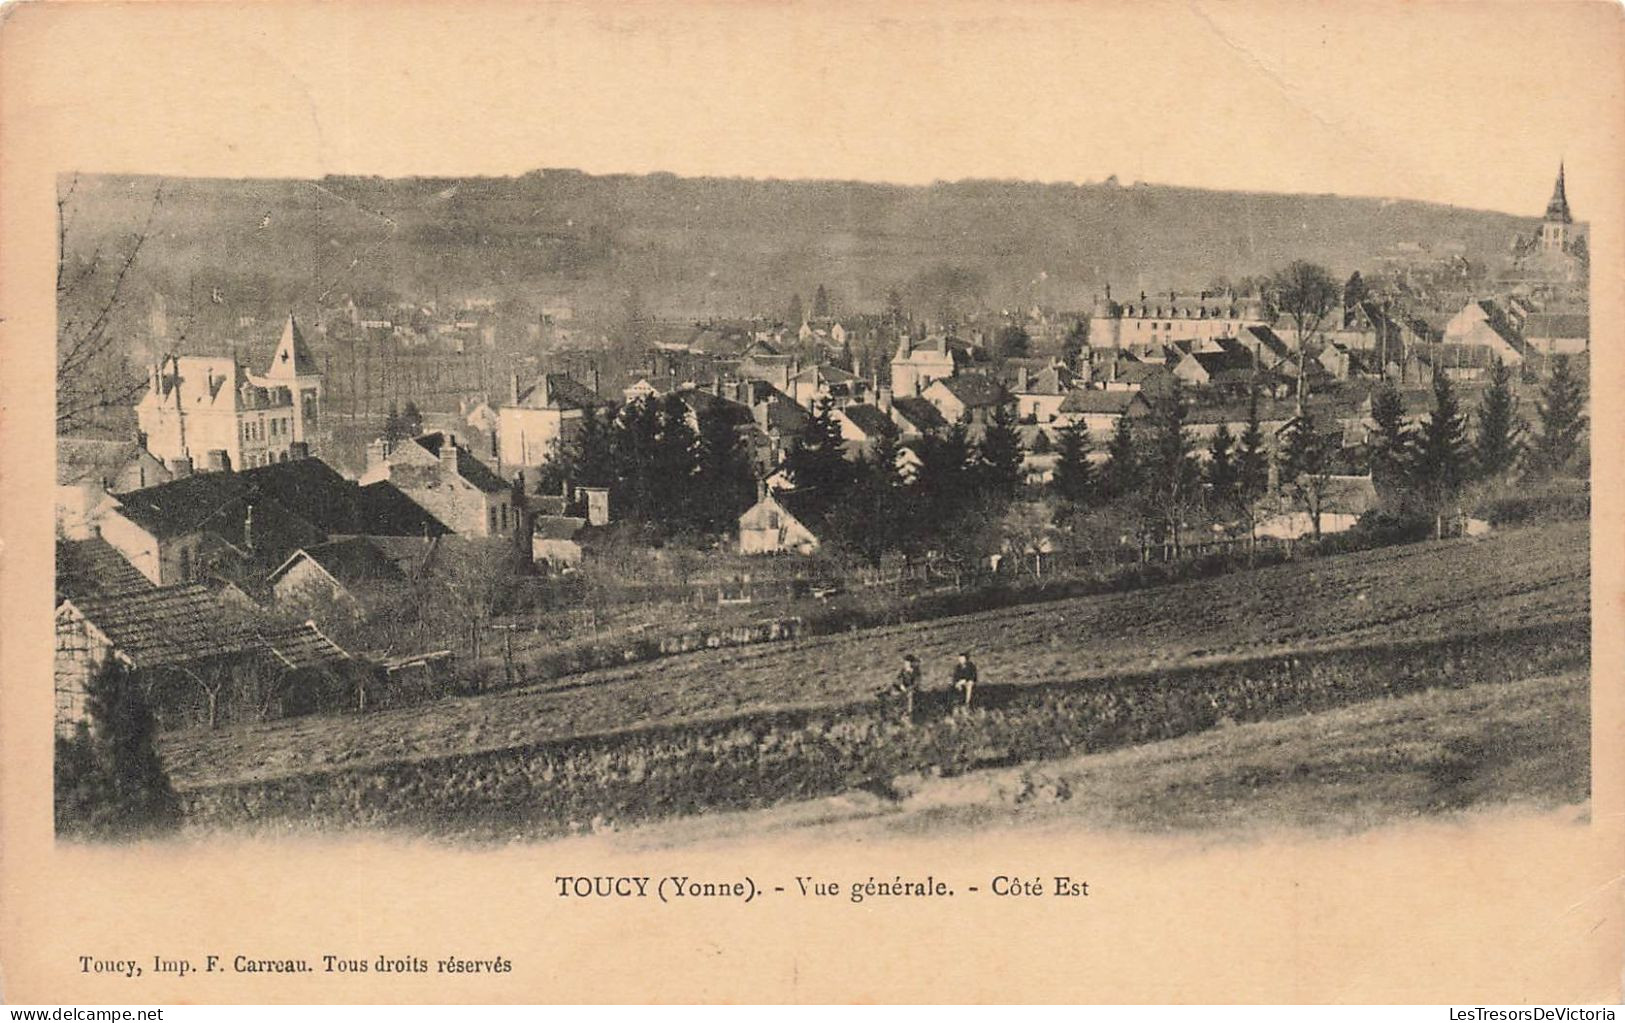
{"left": 887, "top": 654, "right": 922, "bottom": 721}
{"left": 952, "top": 651, "right": 979, "bottom": 710}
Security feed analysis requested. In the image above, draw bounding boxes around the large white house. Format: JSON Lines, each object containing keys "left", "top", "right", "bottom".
{"left": 135, "top": 314, "right": 324, "bottom": 472}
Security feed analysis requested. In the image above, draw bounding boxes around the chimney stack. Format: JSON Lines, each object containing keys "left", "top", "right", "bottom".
{"left": 877, "top": 384, "right": 893, "bottom": 413}
{"left": 440, "top": 434, "right": 459, "bottom": 472}
{"left": 582, "top": 486, "right": 610, "bottom": 527}
{"left": 366, "top": 438, "right": 389, "bottom": 470}
{"left": 509, "top": 372, "right": 520, "bottom": 404}
{"left": 204, "top": 449, "right": 229, "bottom": 472}
{"left": 167, "top": 456, "right": 193, "bottom": 479}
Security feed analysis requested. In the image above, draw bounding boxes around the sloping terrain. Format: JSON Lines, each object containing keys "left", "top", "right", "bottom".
{"left": 160, "top": 522, "right": 1589, "bottom": 790}
{"left": 590, "top": 669, "right": 1590, "bottom": 849}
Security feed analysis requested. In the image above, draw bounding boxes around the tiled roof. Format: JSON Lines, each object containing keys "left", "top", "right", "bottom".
{"left": 1058, "top": 389, "right": 1146, "bottom": 415}
{"left": 55, "top": 537, "right": 154, "bottom": 604}
{"left": 533, "top": 515, "right": 587, "bottom": 541}
{"left": 513, "top": 373, "right": 605, "bottom": 410}
{"left": 837, "top": 403, "right": 899, "bottom": 439}
{"left": 272, "top": 537, "right": 407, "bottom": 591}
{"left": 762, "top": 396, "right": 811, "bottom": 435}
{"left": 412, "top": 433, "right": 512, "bottom": 494}
{"left": 62, "top": 583, "right": 261, "bottom": 670}
{"left": 260, "top": 622, "right": 353, "bottom": 671}
{"left": 1189, "top": 349, "right": 1259, "bottom": 376}
{"left": 930, "top": 375, "right": 1012, "bottom": 409}
{"left": 791, "top": 363, "right": 859, "bottom": 385}
{"left": 890, "top": 397, "right": 948, "bottom": 433}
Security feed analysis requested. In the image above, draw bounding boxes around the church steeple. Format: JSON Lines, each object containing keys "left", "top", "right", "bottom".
{"left": 1544, "top": 162, "right": 1572, "bottom": 225}
{"left": 263, "top": 312, "right": 320, "bottom": 379}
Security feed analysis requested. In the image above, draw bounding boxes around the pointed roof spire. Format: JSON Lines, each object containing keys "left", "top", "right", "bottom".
{"left": 1544, "top": 162, "right": 1572, "bottom": 224}
{"left": 264, "top": 312, "right": 320, "bottom": 378}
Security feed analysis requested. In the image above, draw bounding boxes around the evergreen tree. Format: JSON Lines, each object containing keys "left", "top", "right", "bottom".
{"left": 382, "top": 401, "right": 405, "bottom": 443}
{"left": 401, "top": 399, "right": 424, "bottom": 437}
{"left": 1100, "top": 414, "right": 1139, "bottom": 502}
{"left": 839, "top": 337, "right": 856, "bottom": 372}
{"left": 830, "top": 431, "right": 905, "bottom": 565}
{"left": 1205, "top": 423, "right": 1238, "bottom": 516}
{"left": 694, "top": 406, "right": 757, "bottom": 534}
{"left": 1473, "top": 359, "right": 1523, "bottom": 480}
{"left": 651, "top": 394, "right": 703, "bottom": 530}
{"left": 1050, "top": 419, "right": 1095, "bottom": 508}
{"left": 975, "top": 402, "right": 1025, "bottom": 500}
{"left": 783, "top": 399, "right": 853, "bottom": 516}
{"left": 995, "top": 324, "right": 1031, "bottom": 360}
{"left": 614, "top": 395, "right": 663, "bottom": 523}
{"left": 787, "top": 293, "right": 805, "bottom": 327}
{"left": 913, "top": 415, "right": 974, "bottom": 536}
{"left": 884, "top": 288, "right": 906, "bottom": 326}
{"left": 572, "top": 407, "right": 618, "bottom": 488}
{"left": 1278, "top": 406, "right": 1336, "bottom": 539}
{"left": 1529, "top": 355, "right": 1588, "bottom": 477}
{"left": 1142, "top": 386, "right": 1201, "bottom": 554}
{"left": 55, "top": 661, "right": 181, "bottom": 838}
{"left": 1412, "top": 374, "right": 1472, "bottom": 538}
{"left": 1235, "top": 388, "right": 1270, "bottom": 510}
{"left": 812, "top": 284, "right": 831, "bottom": 319}
{"left": 1062, "top": 318, "right": 1090, "bottom": 371}
{"left": 1368, "top": 381, "right": 1417, "bottom": 514}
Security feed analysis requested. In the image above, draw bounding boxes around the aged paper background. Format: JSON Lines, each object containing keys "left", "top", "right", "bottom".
{"left": 1, "top": 0, "right": 1622, "bottom": 1004}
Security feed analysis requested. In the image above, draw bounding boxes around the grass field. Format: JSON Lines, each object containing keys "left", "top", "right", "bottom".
{"left": 596, "top": 669, "right": 1590, "bottom": 848}
{"left": 161, "top": 521, "right": 1589, "bottom": 791}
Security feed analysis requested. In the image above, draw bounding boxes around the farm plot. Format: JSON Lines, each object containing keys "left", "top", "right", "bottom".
{"left": 161, "top": 521, "right": 1590, "bottom": 790}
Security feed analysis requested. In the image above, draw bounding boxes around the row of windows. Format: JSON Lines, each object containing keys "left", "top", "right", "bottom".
{"left": 489, "top": 503, "right": 512, "bottom": 534}
{"left": 241, "top": 417, "right": 294, "bottom": 443}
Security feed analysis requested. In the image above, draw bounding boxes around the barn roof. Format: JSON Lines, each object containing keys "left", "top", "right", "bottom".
{"left": 55, "top": 537, "right": 154, "bottom": 604}
{"left": 61, "top": 584, "right": 261, "bottom": 669}
{"left": 837, "top": 403, "right": 899, "bottom": 440}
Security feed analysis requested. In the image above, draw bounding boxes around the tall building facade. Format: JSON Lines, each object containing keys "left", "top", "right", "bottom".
{"left": 135, "top": 314, "right": 324, "bottom": 472}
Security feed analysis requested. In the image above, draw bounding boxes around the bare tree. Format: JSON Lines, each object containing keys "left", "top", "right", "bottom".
{"left": 56, "top": 176, "right": 165, "bottom": 432}
{"left": 1268, "top": 261, "right": 1339, "bottom": 413}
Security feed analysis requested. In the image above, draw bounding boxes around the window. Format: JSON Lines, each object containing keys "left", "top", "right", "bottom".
{"left": 489, "top": 506, "right": 498, "bottom": 533}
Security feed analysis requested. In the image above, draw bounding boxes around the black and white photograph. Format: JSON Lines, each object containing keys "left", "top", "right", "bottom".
{"left": 4, "top": 0, "right": 1621, "bottom": 1006}
{"left": 50, "top": 157, "right": 1594, "bottom": 843}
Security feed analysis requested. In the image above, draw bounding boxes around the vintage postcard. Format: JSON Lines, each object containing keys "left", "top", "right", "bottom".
{"left": 1, "top": 0, "right": 1621, "bottom": 1005}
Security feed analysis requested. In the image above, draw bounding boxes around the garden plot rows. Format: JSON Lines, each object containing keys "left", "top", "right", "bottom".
{"left": 162, "top": 522, "right": 1589, "bottom": 790}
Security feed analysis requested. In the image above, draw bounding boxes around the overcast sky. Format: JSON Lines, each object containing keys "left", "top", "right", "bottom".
{"left": 5, "top": 1, "right": 1621, "bottom": 217}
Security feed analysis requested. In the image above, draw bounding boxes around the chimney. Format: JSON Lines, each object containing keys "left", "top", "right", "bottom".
{"left": 366, "top": 438, "right": 389, "bottom": 470}
{"left": 582, "top": 486, "right": 610, "bottom": 527}
{"left": 538, "top": 375, "right": 551, "bottom": 407}
{"left": 167, "top": 456, "right": 193, "bottom": 479}
{"left": 288, "top": 441, "right": 309, "bottom": 460}
{"left": 508, "top": 372, "right": 520, "bottom": 404}
{"left": 877, "top": 383, "right": 892, "bottom": 413}
{"left": 1016, "top": 366, "right": 1030, "bottom": 392}
{"left": 204, "top": 449, "right": 229, "bottom": 472}
{"left": 440, "top": 434, "right": 459, "bottom": 473}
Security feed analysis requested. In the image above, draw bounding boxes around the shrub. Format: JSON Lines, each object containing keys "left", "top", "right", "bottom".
{"left": 57, "top": 662, "right": 182, "bottom": 839}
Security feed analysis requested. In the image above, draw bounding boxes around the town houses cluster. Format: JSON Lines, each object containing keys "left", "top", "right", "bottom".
{"left": 54, "top": 166, "right": 1589, "bottom": 737}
